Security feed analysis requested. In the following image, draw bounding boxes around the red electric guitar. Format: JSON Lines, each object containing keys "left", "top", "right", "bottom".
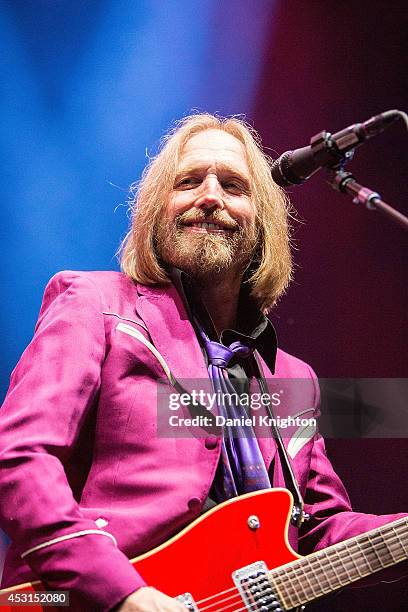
{"left": 1, "top": 488, "right": 407, "bottom": 611}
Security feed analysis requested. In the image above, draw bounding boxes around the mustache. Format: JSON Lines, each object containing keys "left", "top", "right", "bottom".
{"left": 175, "top": 209, "right": 240, "bottom": 231}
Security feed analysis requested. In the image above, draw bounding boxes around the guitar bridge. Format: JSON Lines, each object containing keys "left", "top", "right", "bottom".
{"left": 176, "top": 592, "right": 198, "bottom": 610}
{"left": 233, "top": 561, "right": 285, "bottom": 611}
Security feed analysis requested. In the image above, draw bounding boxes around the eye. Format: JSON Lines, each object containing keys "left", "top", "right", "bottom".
{"left": 175, "top": 177, "right": 200, "bottom": 189}
{"left": 223, "top": 181, "right": 239, "bottom": 190}
{"left": 222, "top": 180, "right": 248, "bottom": 194}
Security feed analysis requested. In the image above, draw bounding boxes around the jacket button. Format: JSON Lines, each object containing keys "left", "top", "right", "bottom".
{"left": 188, "top": 497, "right": 202, "bottom": 513}
{"left": 205, "top": 435, "right": 218, "bottom": 450}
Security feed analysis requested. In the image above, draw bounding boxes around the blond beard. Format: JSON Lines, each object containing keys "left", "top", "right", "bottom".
{"left": 155, "top": 212, "right": 258, "bottom": 282}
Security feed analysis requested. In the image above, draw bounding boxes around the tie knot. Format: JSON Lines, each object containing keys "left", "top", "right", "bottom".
{"left": 205, "top": 340, "right": 253, "bottom": 368}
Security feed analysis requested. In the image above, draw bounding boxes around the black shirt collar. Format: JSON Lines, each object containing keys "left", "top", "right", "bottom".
{"left": 168, "top": 267, "right": 277, "bottom": 374}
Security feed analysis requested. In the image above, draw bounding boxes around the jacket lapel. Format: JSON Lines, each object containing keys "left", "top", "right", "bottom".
{"left": 135, "top": 282, "right": 277, "bottom": 470}
{"left": 134, "top": 283, "right": 209, "bottom": 382}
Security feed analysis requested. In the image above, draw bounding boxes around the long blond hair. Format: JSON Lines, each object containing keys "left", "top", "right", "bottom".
{"left": 119, "top": 113, "right": 294, "bottom": 311}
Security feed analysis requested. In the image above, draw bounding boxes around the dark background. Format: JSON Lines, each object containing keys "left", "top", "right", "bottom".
{"left": 254, "top": 3, "right": 407, "bottom": 609}
{"left": 1, "top": 1, "right": 407, "bottom": 608}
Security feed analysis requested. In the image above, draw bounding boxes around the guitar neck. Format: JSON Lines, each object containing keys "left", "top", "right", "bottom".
{"left": 269, "top": 516, "right": 408, "bottom": 610}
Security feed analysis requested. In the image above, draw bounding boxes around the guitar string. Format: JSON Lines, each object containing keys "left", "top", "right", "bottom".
{"left": 392, "top": 526, "right": 408, "bottom": 555}
{"left": 197, "top": 573, "right": 278, "bottom": 611}
{"left": 272, "top": 535, "right": 408, "bottom": 593}
{"left": 193, "top": 550, "right": 331, "bottom": 610}
{"left": 235, "top": 526, "right": 408, "bottom": 611}
{"left": 261, "top": 534, "right": 408, "bottom": 608}
{"left": 271, "top": 536, "right": 408, "bottom": 606}
{"left": 194, "top": 537, "right": 408, "bottom": 612}
{"left": 195, "top": 568, "right": 281, "bottom": 606}
{"left": 197, "top": 575, "right": 269, "bottom": 611}
{"left": 198, "top": 590, "right": 242, "bottom": 611}
{"left": 195, "top": 569, "right": 313, "bottom": 612}
{"left": 205, "top": 597, "right": 252, "bottom": 612}
{"left": 201, "top": 593, "right": 288, "bottom": 612}
{"left": 272, "top": 529, "right": 408, "bottom": 587}
{"left": 269, "top": 532, "right": 408, "bottom": 610}
{"left": 204, "top": 578, "right": 314, "bottom": 612}
{"left": 303, "top": 551, "right": 335, "bottom": 594}
{"left": 222, "top": 602, "right": 268, "bottom": 612}
{"left": 293, "top": 555, "right": 322, "bottom": 599}
{"left": 263, "top": 533, "right": 408, "bottom": 610}
{"left": 200, "top": 593, "right": 273, "bottom": 612}
{"left": 215, "top": 597, "right": 287, "bottom": 612}
{"left": 378, "top": 531, "right": 399, "bottom": 564}
{"left": 273, "top": 551, "right": 407, "bottom": 604}
{"left": 196, "top": 584, "right": 242, "bottom": 605}
{"left": 192, "top": 524, "right": 408, "bottom": 611}
{"left": 195, "top": 537, "right": 408, "bottom": 612}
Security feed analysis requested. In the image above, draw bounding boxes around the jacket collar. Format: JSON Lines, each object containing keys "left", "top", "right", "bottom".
{"left": 135, "top": 282, "right": 209, "bottom": 382}
{"left": 134, "top": 282, "right": 277, "bottom": 465}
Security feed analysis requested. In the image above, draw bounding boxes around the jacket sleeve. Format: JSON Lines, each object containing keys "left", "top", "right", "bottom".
{"left": 298, "top": 434, "right": 407, "bottom": 553}
{"left": 297, "top": 366, "right": 407, "bottom": 582}
{"left": 0, "top": 271, "right": 145, "bottom": 611}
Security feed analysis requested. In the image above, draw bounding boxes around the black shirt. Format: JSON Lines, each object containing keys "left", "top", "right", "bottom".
{"left": 169, "top": 268, "right": 279, "bottom": 508}
{"left": 168, "top": 267, "right": 278, "bottom": 383}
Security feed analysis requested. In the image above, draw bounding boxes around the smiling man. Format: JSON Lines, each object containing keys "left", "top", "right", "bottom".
{"left": 0, "top": 114, "right": 406, "bottom": 611}
{"left": 155, "top": 128, "right": 259, "bottom": 334}
{"left": 158, "top": 129, "right": 257, "bottom": 275}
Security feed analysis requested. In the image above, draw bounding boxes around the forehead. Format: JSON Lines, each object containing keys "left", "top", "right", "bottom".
{"left": 178, "top": 129, "right": 249, "bottom": 175}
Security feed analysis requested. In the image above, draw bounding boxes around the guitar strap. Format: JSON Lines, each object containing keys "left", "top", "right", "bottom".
{"left": 145, "top": 331, "right": 307, "bottom": 528}
{"left": 254, "top": 353, "right": 307, "bottom": 528}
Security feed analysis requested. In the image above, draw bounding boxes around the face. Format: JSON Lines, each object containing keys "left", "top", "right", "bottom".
{"left": 156, "top": 129, "right": 258, "bottom": 281}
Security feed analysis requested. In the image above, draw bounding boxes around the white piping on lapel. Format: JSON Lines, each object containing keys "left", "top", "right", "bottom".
{"left": 287, "top": 411, "right": 317, "bottom": 459}
{"left": 103, "top": 312, "right": 148, "bottom": 331}
{"left": 116, "top": 322, "right": 175, "bottom": 385}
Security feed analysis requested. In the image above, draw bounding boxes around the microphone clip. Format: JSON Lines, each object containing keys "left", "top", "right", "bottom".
{"left": 327, "top": 168, "right": 408, "bottom": 230}
{"left": 310, "top": 130, "right": 355, "bottom": 172}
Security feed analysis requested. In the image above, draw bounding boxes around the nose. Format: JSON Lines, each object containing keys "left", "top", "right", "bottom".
{"left": 194, "top": 175, "right": 224, "bottom": 212}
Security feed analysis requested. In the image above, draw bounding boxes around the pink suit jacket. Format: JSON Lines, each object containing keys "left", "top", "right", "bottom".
{"left": 0, "top": 271, "right": 405, "bottom": 611}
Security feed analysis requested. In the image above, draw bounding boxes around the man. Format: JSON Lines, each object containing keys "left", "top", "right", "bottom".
{"left": 0, "top": 114, "right": 405, "bottom": 611}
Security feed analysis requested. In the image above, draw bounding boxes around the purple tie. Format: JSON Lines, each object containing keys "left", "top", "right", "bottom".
{"left": 199, "top": 327, "right": 271, "bottom": 501}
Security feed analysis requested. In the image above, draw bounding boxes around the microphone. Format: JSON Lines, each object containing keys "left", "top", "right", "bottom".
{"left": 271, "top": 110, "right": 403, "bottom": 187}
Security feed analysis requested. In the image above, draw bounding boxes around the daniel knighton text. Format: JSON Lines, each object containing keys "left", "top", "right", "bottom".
{"left": 166, "top": 390, "right": 316, "bottom": 430}
{"left": 168, "top": 414, "right": 317, "bottom": 429}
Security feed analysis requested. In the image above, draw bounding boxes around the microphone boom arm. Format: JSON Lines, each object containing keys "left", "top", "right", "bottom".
{"left": 272, "top": 109, "right": 408, "bottom": 231}
{"left": 328, "top": 169, "right": 408, "bottom": 231}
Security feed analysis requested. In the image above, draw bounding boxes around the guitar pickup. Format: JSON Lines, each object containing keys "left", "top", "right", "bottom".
{"left": 176, "top": 592, "right": 199, "bottom": 610}
{"left": 233, "top": 561, "right": 285, "bottom": 611}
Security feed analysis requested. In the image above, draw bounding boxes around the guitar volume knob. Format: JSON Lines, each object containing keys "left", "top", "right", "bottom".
{"left": 247, "top": 515, "right": 260, "bottom": 530}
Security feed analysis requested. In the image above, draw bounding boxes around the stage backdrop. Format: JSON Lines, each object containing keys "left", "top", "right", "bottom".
{"left": 1, "top": 1, "right": 407, "bottom": 608}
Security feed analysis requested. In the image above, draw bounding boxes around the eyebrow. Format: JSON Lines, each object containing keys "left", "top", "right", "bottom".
{"left": 175, "top": 162, "right": 251, "bottom": 184}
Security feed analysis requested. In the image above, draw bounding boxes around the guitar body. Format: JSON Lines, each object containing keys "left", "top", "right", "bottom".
{"left": 134, "top": 488, "right": 298, "bottom": 602}
{"left": 3, "top": 487, "right": 406, "bottom": 611}
{"left": 0, "top": 489, "right": 299, "bottom": 611}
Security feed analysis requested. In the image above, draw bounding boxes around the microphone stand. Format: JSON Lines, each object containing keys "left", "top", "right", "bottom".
{"left": 273, "top": 110, "right": 408, "bottom": 230}
{"left": 327, "top": 168, "right": 408, "bottom": 232}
